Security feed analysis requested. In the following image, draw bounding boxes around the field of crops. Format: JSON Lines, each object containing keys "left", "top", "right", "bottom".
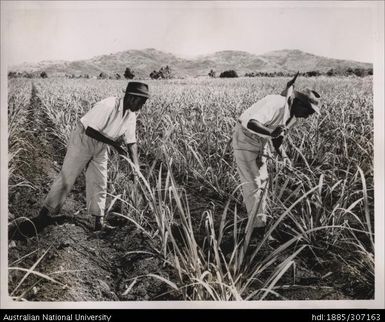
{"left": 8, "top": 76, "right": 374, "bottom": 301}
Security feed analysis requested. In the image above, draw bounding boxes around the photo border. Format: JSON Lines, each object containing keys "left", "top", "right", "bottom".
{"left": 1, "top": 0, "right": 384, "bottom": 310}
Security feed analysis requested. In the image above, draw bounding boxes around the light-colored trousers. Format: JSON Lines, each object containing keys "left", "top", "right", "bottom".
{"left": 233, "top": 123, "right": 269, "bottom": 227}
{"left": 44, "top": 122, "right": 108, "bottom": 217}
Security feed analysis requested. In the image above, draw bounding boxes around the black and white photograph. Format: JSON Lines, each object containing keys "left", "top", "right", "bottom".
{"left": 1, "top": 0, "right": 384, "bottom": 309}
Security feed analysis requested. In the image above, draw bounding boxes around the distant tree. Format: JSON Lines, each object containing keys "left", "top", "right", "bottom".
{"left": 98, "top": 72, "right": 108, "bottom": 79}
{"left": 22, "top": 72, "right": 33, "bottom": 78}
{"left": 305, "top": 70, "right": 320, "bottom": 77}
{"left": 150, "top": 70, "right": 160, "bottom": 79}
{"left": 115, "top": 73, "right": 121, "bottom": 80}
{"left": 208, "top": 69, "right": 216, "bottom": 78}
{"left": 150, "top": 65, "right": 174, "bottom": 79}
{"left": 219, "top": 70, "right": 238, "bottom": 78}
{"left": 40, "top": 71, "right": 48, "bottom": 78}
{"left": 124, "top": 68, "right": 135, "bottom": 79}
{"left": 353, "top": 68, "right": 364, "bottom": 77}
{"left": 159, "top": 65, "right": 173, "bottom": 79}
{"left": 345, "top": 67, "right": 354, "bottom": 76}
{"left": 326, "top": 69, "right": 335, "bottom": 77}
{"left": 8, "top": 71, "right": 17, "bottom": 78}
{"left": 368, "top": 68, "right": 373, "bottom": 76}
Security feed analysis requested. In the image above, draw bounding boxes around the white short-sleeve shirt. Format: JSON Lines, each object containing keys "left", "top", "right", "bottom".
{"left": 80, "top": 97, "right": 137, "bottom": 144}
{"left": 239, "top": 95, "right": 293, "bottom": 139}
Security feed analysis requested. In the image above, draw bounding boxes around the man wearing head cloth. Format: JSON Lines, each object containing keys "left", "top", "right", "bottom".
{"left": 12, "top": 82, "right": 149, "bottom": 235}
{"left": 233, "top": 75, "right": 321, "bottom": 239}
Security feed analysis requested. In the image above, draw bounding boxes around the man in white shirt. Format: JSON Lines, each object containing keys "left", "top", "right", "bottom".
{"left": 13, "top": 82, "right": 149, "bottom": 236}
{"left": 233, "top": 83, "right": 321, "bottom": 239}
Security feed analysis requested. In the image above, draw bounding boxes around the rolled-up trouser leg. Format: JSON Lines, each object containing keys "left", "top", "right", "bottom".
{"left": 85, "top": 146, "right": 108, "bottom": 218}
{"left": 43, "top": 125, "right": 92, "bottom": 214}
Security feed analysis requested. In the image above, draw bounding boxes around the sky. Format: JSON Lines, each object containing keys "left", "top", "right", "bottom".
{"left": 1, "top": 1, "right": 381, "bottom": 66}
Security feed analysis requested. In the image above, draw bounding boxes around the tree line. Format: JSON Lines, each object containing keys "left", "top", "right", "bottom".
{"left": 8, "top": 65, "right": 373, "bottom": 79}
{"left": 8, "top": 66, "right": 174, "bottom": 80}
{"left": 243, "top": 67, "right": 373, "bottom": 78}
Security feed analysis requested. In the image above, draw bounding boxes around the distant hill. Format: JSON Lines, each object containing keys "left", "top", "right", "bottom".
{"left": 259, "top": 49, "right": 370, "bottom": 74}
{"left": 9, "top": 48, "right": 372, "bottom": 78}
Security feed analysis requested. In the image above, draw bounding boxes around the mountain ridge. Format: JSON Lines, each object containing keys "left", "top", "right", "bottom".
{"left": 9, "top": 48, "right": 372, "bottom": 78}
